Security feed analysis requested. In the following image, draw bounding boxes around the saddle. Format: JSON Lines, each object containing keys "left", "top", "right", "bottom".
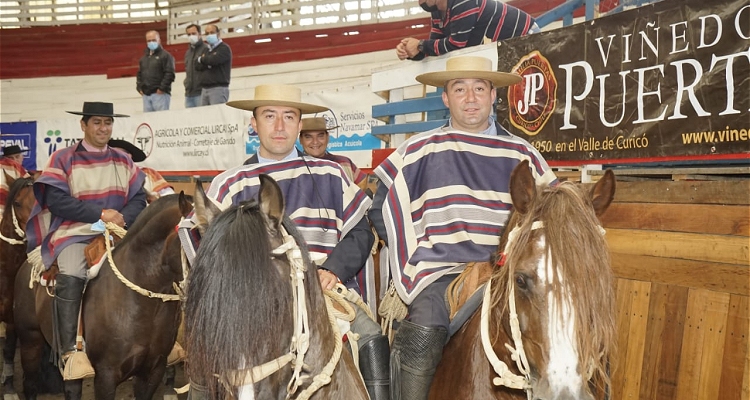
{"left": 446, "top": 261, "right": 492, "bottom": 337}
{"left": 83, "top": 234, "right": 121, "bottom": 268}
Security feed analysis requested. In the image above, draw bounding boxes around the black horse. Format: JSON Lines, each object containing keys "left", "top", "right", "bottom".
{"left": 13, "top": 192, "right": 191, "bottom": 399}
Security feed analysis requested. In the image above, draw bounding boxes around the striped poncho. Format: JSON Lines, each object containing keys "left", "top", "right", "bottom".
{"left": 142, "top": 167, "right": 174, "bottom": 196}
{"left": 322, "top": 152, "right": 367, "bottom": 186}
{"left": 179, "top": 157, "right": 375, "bottom": 303}
{"left": 0, "top": 158, "right": 28, "bottom": 217}
{"left": 26, "top": 144, "right": 144, "bottom": 269}
{"left": 374, "top": 127, "right": 556, "bottom": 303}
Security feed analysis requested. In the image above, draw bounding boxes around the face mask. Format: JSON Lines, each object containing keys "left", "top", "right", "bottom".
{"left": 147, "top": 42, "right": 159, "bottom": 51}
{"left": 188, "top": 34, "right": 200, "bottom": 45}
{"left": 420, "top": 1, "right": 439, "bottom": 12}
{"left": 206, "top": 34, "right": 219, "bottom": 45}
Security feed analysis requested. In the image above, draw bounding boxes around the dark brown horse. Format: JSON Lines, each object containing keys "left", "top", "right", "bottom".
{"left": 185, "top": 175, "right": 368, "bottom": 399}
{"left": 0, "top": 174, "right": 54, "bottom": 397}
{"left": 13, "top": 192, "right": 192, "bottom": 399}
{"left": 429, "top": 161, "right": 617, "bottom": 400}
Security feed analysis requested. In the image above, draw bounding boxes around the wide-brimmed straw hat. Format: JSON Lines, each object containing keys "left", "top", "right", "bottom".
{"left": 2, "top": 145, "right": 28, "bottom": 157}
{"left": 416, "top": 56, "right": 522, "bottom": 88}
{"left": 66, "top": 102, "right": 129, "bottom": 118}
{"left": 300, "top": 117, "right": 339, "bottom": 133}
{"left": 226, "top": 84, "right": 328, "bottom": 114}
{"left": 108, "top": 139, "right": 147, "bottom": 162}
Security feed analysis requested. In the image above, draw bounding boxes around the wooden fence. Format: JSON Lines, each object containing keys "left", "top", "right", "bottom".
{"left": 598, "top": 171, "right": 749, "bottom": 400}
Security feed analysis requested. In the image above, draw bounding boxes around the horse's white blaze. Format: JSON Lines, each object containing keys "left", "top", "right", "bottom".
{"left": 535, "top": 236, "right": 583, "bottom": 398}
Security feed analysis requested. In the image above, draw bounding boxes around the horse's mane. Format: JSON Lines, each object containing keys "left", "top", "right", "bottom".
{"left": 185, "top": 200, "right": 317, "bottom": 395}
{"left": 3, "top": 176, "right": 33, "bottom": 221}
{"left": 490, "top": 181, "right": 615, "bottom": 392}
{"left": 117, "top": 193, "right": 179, "bottom": 247}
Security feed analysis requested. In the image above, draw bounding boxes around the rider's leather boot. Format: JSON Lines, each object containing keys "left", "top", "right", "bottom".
{"left": 390, "top": 321, "right": 447, "bottom": 400}
{"left": 54, "top": 274, "right": 94, "bottom": 380}
{"left": 359, "top": 334, "right": 390, "bottom": 400}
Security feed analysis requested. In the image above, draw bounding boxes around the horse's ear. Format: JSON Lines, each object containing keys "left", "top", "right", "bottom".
{"left": 258, "top": 174, "right": 285, "bottom": 227}
{"left": 590, "top": 169, "right": 616, "bottom": 217}
{"left": 3, "top": 171, "right": 15, "bottom": 186}
{"left": 193, "top": 179, "right": 221, "bottom": 230}
{"left": 509, "top": 160, "right": 536, "bottom": 215}
{"left": 178, "top": 191, "right": 194, "bottom": 218}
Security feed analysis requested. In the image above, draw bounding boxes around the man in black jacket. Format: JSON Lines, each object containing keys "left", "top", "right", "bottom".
{"left": 184, "top": 24, "right": 206, "bottom": 108}
{"left": 196, "top": 24, "right": 232, "bottom": 106}
{"left": 136, "top": 30, "right": 176, "bottom": 112}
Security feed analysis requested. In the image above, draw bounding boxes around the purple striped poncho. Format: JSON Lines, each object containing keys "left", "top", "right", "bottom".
{"left": 26, "top": 144, "right": 144, "bottom": 269}
{"left": 374, "top": 128, "right": 556, "bottom": 303}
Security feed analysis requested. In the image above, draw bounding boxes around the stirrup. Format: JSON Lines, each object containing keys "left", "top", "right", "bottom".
{"left": 167, "top": 342, "right": 186, "bottom": 366}
{"left": 62, "top": 351, "right": 95, "bottom": 380}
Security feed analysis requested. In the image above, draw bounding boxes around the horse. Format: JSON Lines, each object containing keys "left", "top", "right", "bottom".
{"left": 0, "top": 174, "right": 60, "bottom": 397}
{"left": 429, "top": 160, "right": 617, "bottom": 400}
{"left": 184, "top": 174, "right": 368, "bottom": 399}
{"left": 12, "top": 192, "right": 193, "bottom": 400}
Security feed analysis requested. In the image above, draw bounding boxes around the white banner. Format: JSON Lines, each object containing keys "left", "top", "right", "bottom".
{"left": 35, "top": 85, "right": 384, "bottom": 172}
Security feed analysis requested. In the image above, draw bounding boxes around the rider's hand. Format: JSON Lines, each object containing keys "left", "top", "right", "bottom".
{"left": 101, "top": 209, "right": 125, "bottom": 227}
{"left": 317, "top": 269, "right": 339, "bottom": 291}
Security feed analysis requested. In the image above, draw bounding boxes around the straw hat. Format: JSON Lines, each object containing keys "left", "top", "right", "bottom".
{"left": 226, "top": 84, "right": 328, "bottom": 114}
{"left": 415, "top": 56, "right": 522, "bottom": 88}
{"left": 300, "top": 117, "right": 339, "bottom": 133}
{"left": 66, "top": 102, "right": 129, "bottom": 118}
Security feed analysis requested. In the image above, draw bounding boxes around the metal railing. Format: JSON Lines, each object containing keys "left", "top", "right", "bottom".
{"left": 0, "top": 0, "right": 170, "bottom": 27}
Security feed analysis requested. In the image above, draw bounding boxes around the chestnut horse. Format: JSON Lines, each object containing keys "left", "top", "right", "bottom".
{"left": 13, "top": 192, "right": 192, "bottom": 399}
{"left": 185, "top": 175, "right": 368, "bottom": 399}
{"left": 429, "top": 161, "right": 616, "bottom": 400}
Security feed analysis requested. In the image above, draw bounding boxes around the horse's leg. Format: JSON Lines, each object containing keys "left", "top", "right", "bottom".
{"left": 133, "top": 363, "right": 168, "bottom": 400}
{"left": 62, "top": 379, "right": 83, "bottom": 400}
{"left": 17, "top": 331, "right": 44, "bottom": 400}
{"left": 92, "top": 368, "right": 120, "bottom": 400}
{"left": 1, "top": 322, "right": 17, "bottom": 397}
{"left": 163, "top": 364, "right": 178, "bottom": 399}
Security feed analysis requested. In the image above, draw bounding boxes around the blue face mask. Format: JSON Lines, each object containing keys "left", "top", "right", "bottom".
{"left": 147, "top": 41, "right": 159, "bottom": 51}
{"left": 206, "top": 34, "right": 219, "bottom": 45}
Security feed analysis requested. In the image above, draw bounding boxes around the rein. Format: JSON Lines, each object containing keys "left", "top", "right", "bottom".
{"left": 216, "top": 227, "right": 348, "bottom": 400}
{"left": 0, "top": 202, "right": 27, "bottom": 245}
{"left": 103, "top": 222, "right": 182, "bottom": 302}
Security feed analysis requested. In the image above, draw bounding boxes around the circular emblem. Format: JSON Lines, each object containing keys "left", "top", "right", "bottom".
{"left": 507, "top": 51, "right": 558, "bottom": 137}
{"left": 133, "top": 123, "right": 154, "bottom": 158}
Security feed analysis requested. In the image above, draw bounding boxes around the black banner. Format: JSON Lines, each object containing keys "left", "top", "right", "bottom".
{"left": 496, "top": 0, "right": 750, "bottom": 164}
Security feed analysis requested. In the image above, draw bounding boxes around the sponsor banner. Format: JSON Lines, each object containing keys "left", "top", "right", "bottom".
{"left": 0, "top": 121, "right": 37, "bottom": 171}
{"left": 497, "top": 0, "right": 750, "bottom": 163}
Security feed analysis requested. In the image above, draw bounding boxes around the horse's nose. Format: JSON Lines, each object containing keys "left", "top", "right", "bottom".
{"left": 534, "top": 388, "right": 595, "bottom": 400}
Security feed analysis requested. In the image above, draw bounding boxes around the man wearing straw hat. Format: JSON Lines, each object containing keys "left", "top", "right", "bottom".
{"left": 179, "top": 84, "right": 390, "bottom": 400}
{"left": 299, "top": 117, "right": 367, "bottom": 188}
{"left": 25, "top": 101, "right": 147, "bottom": 380}
{"left": 369, "top": 56, "right": 557, "bottom": 400}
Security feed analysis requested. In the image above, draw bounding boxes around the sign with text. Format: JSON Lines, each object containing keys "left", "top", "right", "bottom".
{"left": 0, "top": 122, "right": 37, "bottom": 171}
{"left": 496, "top": 0, "right": 750, "bottom": 163}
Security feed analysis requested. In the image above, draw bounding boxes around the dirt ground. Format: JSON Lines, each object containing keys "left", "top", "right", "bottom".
{"left": 2, "top": 333, "right": 189, "bottom": 400}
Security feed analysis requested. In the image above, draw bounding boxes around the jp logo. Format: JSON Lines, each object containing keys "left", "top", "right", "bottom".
{"left": 45, "top": 129, "right": 63, "bottom": 155}
{"left": 507, "top": 51, "right": 558, "bottom": 136}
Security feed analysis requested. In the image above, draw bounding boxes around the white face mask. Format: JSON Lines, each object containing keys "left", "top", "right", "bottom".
{"left": 188, "top": 34, "right": 200, "bottom": 45}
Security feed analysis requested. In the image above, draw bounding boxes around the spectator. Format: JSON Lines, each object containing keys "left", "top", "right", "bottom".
{"left": 0, "top": 145, "right": 30, "bottom": 218}
{"left": 396, "top": 0, "right": 539, "bottom": 60}
{"left": 299, "top": 117, "right": 367, "bottom": 187}
{"left": 196, "top": 24, "right": 232, "bottom": 106}
{"left": 368, "top": 56, "right": 557, "bottom": 400}
{"left": 137, "top": 30, "right": 176, "bottom": 112}
{"left": 26, "top": 101, "right": 147, "bottom": 380}
{"left": 184, "top": 24, "right": 207, "bottom": 108}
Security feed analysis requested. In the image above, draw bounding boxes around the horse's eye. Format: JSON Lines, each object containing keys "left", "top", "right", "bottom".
{"left": 515, "top": 274, "right": 527, "bottom": 290}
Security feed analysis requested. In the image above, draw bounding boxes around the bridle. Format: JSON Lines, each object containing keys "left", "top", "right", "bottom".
{"left": 0, "top": 180, "right": 32, "bottom": 246}
{"left": 480, "top": 220, "right": 606, "bottom": 399}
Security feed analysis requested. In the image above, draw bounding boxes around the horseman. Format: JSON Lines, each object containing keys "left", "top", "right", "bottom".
{"left": 179, "top": 84, "right": 389, "bottom": 400}
{"left": 0, "top": 145, "right": 31, "bottom": 218}
{"left": 368, "top": 56, "right": 558, "bottom": 400}
{"left": 25, "top": 101, "right": 147, "bottom": 380}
